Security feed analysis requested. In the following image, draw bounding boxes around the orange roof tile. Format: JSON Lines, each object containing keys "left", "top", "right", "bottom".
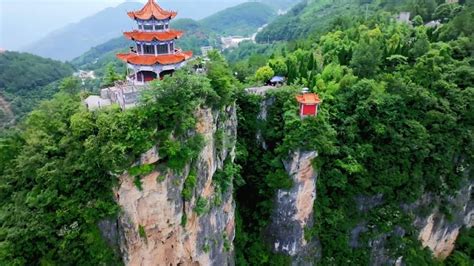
{"left": 128, "top": 0, "right": 177, "bottom": 20}
{"left": 295, "top": 93, "right": 321, "bottom": 105}
{"left": 116, "top": 51, "right": 193, "bottom": 66}
{"left": 124, "top": 30, "right": 183, "bottom": 42}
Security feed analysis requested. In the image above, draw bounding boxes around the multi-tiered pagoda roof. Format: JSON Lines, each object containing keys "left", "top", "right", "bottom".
{"left": 116, "top": 0, "right": 192, "bottom": 84}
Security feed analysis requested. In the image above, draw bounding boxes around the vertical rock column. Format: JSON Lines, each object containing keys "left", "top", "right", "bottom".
{"left": 115, "top": 105, "right": 237, "bottom": 266}
{"left": 268, "top": 150, "right": 319, "bottom": 264}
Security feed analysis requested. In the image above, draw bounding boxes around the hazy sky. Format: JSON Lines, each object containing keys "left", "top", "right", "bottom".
{"left": 0, "top": 0, "right": 246, "bottom": 50}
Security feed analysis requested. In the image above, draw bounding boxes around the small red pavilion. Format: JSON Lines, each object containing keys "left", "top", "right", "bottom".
{"left": 116, "top": 0, "right": 192, "bottom": 84}
{"left": 295, "top": 91, "right": 321, "bottom": 118}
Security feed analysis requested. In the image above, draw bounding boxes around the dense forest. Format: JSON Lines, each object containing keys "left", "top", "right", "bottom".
{"left": 0, "top": 0, "right": 473, "bottom": 265}
{"left": 0, "top": 52, "right": 74, "bottom": 127}
{"left": 231, "top": 0, "right": 474, "bottom": 264}
{"left": 0, "top": 53, "right": 238, "bottom": 264}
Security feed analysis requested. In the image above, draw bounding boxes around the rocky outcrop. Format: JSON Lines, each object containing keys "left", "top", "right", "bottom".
{"left": 350, "top": 179, "right": 473, "bottom": 265}
{"left": 114, "top": 105, "right": 237, "bottom": 266}
{"left": 268, "top": 150, "right": 319, "bottom": 264}
{"left": 415, "top": 179, "right": 473, "bottom": 259}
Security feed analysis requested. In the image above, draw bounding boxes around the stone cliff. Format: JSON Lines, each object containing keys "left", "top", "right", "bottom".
{"left": 268, "top": 150, "right": 319, "bottom": 265}
{"left": 415, "top": 179, "right": 473, "bottom": 259}
{"left": 249, "top": 88, "right": 320, "bottom": 264}
{"left": 114, "top": 105, "right": 237, "bottom": 266}
{"left": 350, "top": 179, "right": 473, "bottom": 265}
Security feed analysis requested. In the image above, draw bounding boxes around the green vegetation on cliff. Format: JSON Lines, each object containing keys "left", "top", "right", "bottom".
{"left": 1, "top": 0, "right": 473, "bottom": 265}
{"left": 234, "top": 0, "right": 473, "bottom": 264}
{"left": 0, "top": 53, "right": 239, "bottom": 264}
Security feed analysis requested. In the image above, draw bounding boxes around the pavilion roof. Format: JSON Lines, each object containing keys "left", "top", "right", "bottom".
{"left": 116, "top": 51, "right": 193, "bottom": 66}
{"left": 124, "top": 30, "right": 183, "bottom": 42}
{"left": 127, "top": 0, "right": 177, "bottom": 20}
{"left": 295, "top": 93, "right": 321, "bottom": 105}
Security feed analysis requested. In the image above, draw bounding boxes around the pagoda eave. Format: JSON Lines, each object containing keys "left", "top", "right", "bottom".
{"left": 116, "top": 51, "right": 193, "bottom": 66}
{"left": 124, "top": 30, "right": 183, "bottom": 42}
{"left": 127, "top": 13, "right": 177, "bottom": 20}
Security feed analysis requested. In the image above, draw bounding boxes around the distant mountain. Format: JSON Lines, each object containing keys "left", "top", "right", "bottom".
{"left": 201, "top": 2, "right": 276, "bottom": 36}
{"left": 22, "top": 1, "right": 252, "bottom": 61}
{"left": 258, "top": 0, "right": 300, "bottom": 10}
{"left": 23, "top": 2, "right": 141, "bottom": 62}
{"left": 255, "top": 0, "right": 427, "bottom": 43}
{"left": 256, "top": 0, "right": 365, "bottom": 43}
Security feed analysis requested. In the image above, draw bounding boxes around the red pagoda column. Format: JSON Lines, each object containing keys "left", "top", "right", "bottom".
{"left": 116, "top": 0, "right": 192, "bottom": 85}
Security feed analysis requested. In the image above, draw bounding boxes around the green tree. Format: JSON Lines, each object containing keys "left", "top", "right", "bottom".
{"left": 255, "top": 66, "right": 275, "bottom": 83}
{"left": 101, "top": 63, "right": 121, "bottom": 87}
{"left": 206, "top": 51, "right": 237, "bottom": 107}
{"left": 410, "top": 27, "right": 430, "bottom": 59}
{"left": 269, "top": 58, "right": 288, "bottom": 76}
{"left": 350, "top": 40, "right": 382, "bottom": 77}
{"left": 412, "top": 15, "right": 424, "bottom": 26}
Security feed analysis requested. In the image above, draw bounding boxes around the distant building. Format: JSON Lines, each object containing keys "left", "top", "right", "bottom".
{"left": 200, "top": 46, "right": 214, "bottom": 57}
{"left": 73, "top": 70, "right": 96, "bottom": 85}
{"left": 295, "top": 89, "right": 321, "bottom": 118}
{"left": 425, "top": 20, "right": 442, "bottom": 28}
{"left": 116, "top": 0, "right": 192, "bottom": 85}
{"left": 268, "top": 76, "right": 285, "bottom": 87}
{"left": 221, "top": 36, "right": 252, "bottom": 49}
{"left": 396, "top": 12, "right": 411, "bottom": 24}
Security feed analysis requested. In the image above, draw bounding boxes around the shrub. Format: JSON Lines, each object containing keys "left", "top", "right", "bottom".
{"left": 194, "top": 196, "right": 209, "bottom": 216}
{"left": 138, "top": 225, "right": 147, "bottom": 243}
{"left": 134, "top": 176, "right": 143, "bottom": 191}
{"left": 182, "top": 170, "right": 197, "bottom": 201}
{"left": 129, "top": 164, "right": 154, "bottom": 177}
{"left": 255, "top": 66, "right": 275, "bottom": 83}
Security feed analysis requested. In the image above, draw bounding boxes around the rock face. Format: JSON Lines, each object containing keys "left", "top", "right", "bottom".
{"left": 415, "top": 179, "right": 473, "bottom": 259}
{"left": 115, "top": 105, "right": 237, "bottom": 266}
{"left": 268, "top": 150, "right": 319, "bottom": 264}
{"left": 350, "top": 179, "right": 473, "bottom": 264}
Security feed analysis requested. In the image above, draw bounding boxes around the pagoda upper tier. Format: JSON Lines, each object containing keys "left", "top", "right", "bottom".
{"left": 127, "top": 0, "right": 177, "bottom": 20}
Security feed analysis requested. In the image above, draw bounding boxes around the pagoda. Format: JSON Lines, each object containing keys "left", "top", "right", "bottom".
{"left": 295, "top": 89, "right": 321, "bottom": 118}
{"left": 117, "top": 0, "right": 192, "bottom": 84}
